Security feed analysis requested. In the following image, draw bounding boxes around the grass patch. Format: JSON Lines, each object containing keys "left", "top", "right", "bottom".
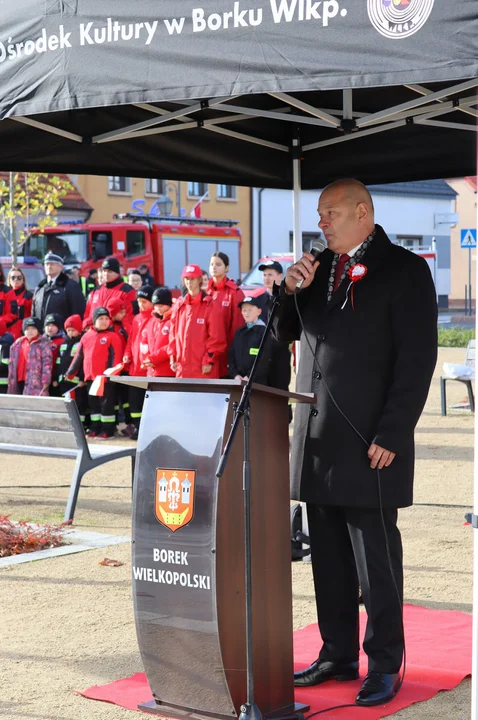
{"left": 438, "top": 327, "right": 475, "bottom": 348}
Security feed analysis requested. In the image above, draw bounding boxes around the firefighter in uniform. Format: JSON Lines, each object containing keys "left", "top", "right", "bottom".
{"left": 122, "top": 285, "right": 155, "bottom": 440}
{"left": 67, "top": 306, "right": 122, "bottom": 439}
{"left": 206, "top": 251, "right": 244, "bottom": 377}
{"left": 6, "top": 267, "right": 33, "bottom": 340}
{"left": 168, "top": 264, "right": 227, "bottom": 379}
{"left": 83, "top": 257, "right": 136, "bottom": 326}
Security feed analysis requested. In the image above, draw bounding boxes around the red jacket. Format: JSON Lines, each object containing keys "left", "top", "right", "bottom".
{"left": 67, "top": 327, "right": 122, "bottom": 381}
{"left": 84, "top": 278, "right": 136, "bottom": 326}
{"left": 207, "top": 277, "right": 245, "bottom": 376}
{"left": 124, "top": 308, "right": 153, "bottom": 376}
{"left": 112, "top": 320, "right": 129, "bottom": 355}
{"left": 6, "top": 287, "right": 33, "bottom": 339}
{"left": 145, "top": 309, "right": 174, "bottom": 377}
{"left": 0, "top": 283, "right": 12, "bottom": 327}
{"left": 168, "top": 292, "right": 227, "bottom": 379}
{"left": 46, "top": 335, "right": 64, "bottom": 369}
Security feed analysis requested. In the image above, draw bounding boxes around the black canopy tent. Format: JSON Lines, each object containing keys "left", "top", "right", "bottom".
{"left": 0, "top": 0, "right": 475, "bottom": 188}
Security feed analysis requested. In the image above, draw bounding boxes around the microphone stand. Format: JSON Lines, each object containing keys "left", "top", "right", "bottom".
{"left": 216, "top": 293, "right": 282, "bottom": 720}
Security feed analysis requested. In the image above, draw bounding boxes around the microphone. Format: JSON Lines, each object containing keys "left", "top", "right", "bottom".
{"left": 295, "top": 237, "right": 326, "bottom": 290}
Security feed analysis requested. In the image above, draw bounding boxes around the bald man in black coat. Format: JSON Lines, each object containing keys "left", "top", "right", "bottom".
{"left": 274, "top": 179, "right": 437, "bottom": 707}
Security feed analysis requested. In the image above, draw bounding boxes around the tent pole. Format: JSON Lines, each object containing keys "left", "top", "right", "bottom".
{"left": 472, "top": 220, "right": 478, "bottom": 719}
{"left": 292, "top": 138, "right": 302, "bottom": 262}
{"left": 292, "top": 137, "right": 310, "bottom": 563}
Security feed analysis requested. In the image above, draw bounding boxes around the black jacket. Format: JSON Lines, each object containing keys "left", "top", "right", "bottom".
{"left": 228, "top": 322, "right": 270, "bottom": 384}
{"left": 0, "top": 331, "right": 14, "bottom": 383}
{"left": 274, "top": 225, "right": 437, "bottom": 509}
{"left": 32, "top": 272, "right": 86, "bottom": 325}
{"left": 55, "top": 334, "right": 84, "bottom": 383}
{"left": 257, "top": 291, "right": 291, "bottom": 392}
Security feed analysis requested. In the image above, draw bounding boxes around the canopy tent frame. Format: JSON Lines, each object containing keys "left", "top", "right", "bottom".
{"left": 7, "top": 79, "right": 477, "bottom": 158}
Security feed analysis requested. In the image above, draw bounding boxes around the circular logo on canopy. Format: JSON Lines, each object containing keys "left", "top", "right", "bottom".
{"left": 368, "top": 0, "right": 435, "bottom": 39}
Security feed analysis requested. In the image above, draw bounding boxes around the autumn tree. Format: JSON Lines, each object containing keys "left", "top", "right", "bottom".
{"left": 0, "top": 172, "right": 73, "bottom": 264}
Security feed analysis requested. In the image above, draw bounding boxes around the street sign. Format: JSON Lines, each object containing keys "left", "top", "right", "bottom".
{"left": 460, "top": 229, "right": 477, "bottom": 248}
{"left": 435, "top": 212, "right": 459, "bottom": 226}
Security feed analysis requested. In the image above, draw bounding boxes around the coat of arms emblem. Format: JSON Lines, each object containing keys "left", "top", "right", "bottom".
{"left": 155, "top": 469, "right": 195, "bottom": 532}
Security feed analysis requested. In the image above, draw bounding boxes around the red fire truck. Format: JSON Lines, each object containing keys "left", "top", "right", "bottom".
{"left": 24, "top": 214, "right": 242, "bottom": 289}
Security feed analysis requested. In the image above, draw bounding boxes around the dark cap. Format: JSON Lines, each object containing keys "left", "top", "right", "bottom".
{"left": 23, "top": 317, "right": 42, "bottom": 333}
{"left": 152, "top": 287, "right": 173, "bottom": 306}
{"left": 239, "top": 296, "right": 263, "bottom": 310}
{"left": 137, "top": 285, "right": 154, "bottom": 301}
{"left": 101, "top": 257, "right": 120, "bottom": 273}
{"left": 258, "top": 260, "right": 283, "bottom": 274}
{"left": 44, "top": 313, "right": 63, "bottom": 330}
{"left": 93, "top": 306, "right": 110, "bottom": 323}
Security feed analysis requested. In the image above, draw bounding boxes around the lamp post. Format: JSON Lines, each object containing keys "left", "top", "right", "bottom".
{"left": 165, "top": 181, "right": 181, "bottom": 216}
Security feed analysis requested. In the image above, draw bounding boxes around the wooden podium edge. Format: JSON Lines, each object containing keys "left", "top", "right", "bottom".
{"left": 111, "top": 376, "right": 315, "bottom": 405}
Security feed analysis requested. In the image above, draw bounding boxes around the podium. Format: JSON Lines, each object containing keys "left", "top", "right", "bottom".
{"left": 114, "top": 377, "right": 314, "bottom": 720}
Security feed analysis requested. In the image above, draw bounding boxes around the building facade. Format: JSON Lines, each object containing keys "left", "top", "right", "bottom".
{"left": 72, "top": 175, "right": 252, "bottom": 273}
{"left": 447, "top": 177, "right": 477, "bottom": 309}
{"left": 251, "top": 180, "right": 457, "bottom": 308}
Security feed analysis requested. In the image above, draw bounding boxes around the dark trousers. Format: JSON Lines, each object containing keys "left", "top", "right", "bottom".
{"left": 129, "top": 386, "right": 146, "bottom": 429}
{"left": 307, "top": 503, "right": 404, "bottom": 674}
{"left": 116, "top": 378, "right": 132, "bottom": 424}
{"left": 87, "top": 380, "right": 117, "bottom": 436}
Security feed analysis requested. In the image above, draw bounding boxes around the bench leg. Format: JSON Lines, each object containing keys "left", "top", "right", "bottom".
{"left": 466, "top": 381, "right": 475, "bottom": 413}
{"left": 440, "top": 377, "right": 447, "bottom": 416}
{"left": 131, "top": 454, "right": 136, "bottom": 498}
{"left": 64, "top": 453, "right": 86, "bottom": 523}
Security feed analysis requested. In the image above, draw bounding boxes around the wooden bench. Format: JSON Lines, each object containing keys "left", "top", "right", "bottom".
{"left": 0, "top": 394, "right": 136, "bottom": 522}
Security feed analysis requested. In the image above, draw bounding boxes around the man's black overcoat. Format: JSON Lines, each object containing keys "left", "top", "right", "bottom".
{"left": 32, "top": 272, "right": 86, "bottom": 326}
{"left": 274, "top": 226, "right": 437, "bottom": 509}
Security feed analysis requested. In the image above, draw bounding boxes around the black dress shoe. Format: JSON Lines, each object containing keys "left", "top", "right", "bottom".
{"left": 294, "top": 659, "right": 359, "bottom": 687}
{"left": 355, "top": 671, "right": 400, "bottom": 706}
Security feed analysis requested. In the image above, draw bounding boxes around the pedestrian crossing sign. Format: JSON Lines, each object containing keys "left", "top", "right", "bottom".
{"left": 460, "top": 229, "right": 477, "bottom": 248}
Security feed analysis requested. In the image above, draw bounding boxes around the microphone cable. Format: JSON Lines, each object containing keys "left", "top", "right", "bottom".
{"left": 292, "top": 290, "right": 406, "bottom": 717}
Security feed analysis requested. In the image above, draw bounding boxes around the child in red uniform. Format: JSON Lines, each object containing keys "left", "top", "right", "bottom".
{"left": 8, "top": 317, "right": 53, "bottom": 396}
{"left": 55, "top": 314, "right": 88, "bottom": 426}
{"left": 206, "top": 251, "right": 244, "bottom": 377}
{"left": 122, "top": 286, "right": 154, "bottom": 439}
{"left": 106, "top": 297, "right": 133, "bottom": 435}
{"left": 168, "top": 265, "right": 227, "bottom": 379}
{"left": 66, "top": 307, "right": 122, "bottom": 439}
{"left": 142, "top": 288, "right": 175, "bottom": 378}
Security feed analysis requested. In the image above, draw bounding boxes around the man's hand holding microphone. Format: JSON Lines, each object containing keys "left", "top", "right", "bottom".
{"left": 285, "top": 239, "right": 325, "bottom": 294}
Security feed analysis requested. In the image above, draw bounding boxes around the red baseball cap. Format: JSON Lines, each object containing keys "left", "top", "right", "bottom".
{"left": 181, "top": 264, "right": 203, "bottom": 279}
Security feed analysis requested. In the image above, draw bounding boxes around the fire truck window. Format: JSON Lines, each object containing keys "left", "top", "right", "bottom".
{"left": 126, "top": 230, "right": 145, "bottom": 257}
{"left": 92, "top": 231, "right": 112, "bottom": 258}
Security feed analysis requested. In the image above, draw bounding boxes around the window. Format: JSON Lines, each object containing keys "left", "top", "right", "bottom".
{"left": 145, "top": 178, "right": 165, "bottom": 195}
{"left": 108, "top": 176, "right": 131, "bottom": 193}
{"left": 289, "top": 232, "right": 324, "bottom": 253}
{"left": 217, "top": 184, "right": 237, "bottom": 200}
{"left": 396, "top": 235, "right": 422, "bottom": 250}
{"left": 126, "top": 229, "right": 145, "bottom": 257}
{"left": 188, "top": 182, "right": 208, "bottom": 197}
{"left": 92, "top": 231, "right": 113, "bottom": 259}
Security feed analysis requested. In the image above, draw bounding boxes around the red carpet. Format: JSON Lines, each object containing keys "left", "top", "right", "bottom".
{"left": 76, "top": 604, "right": 471, "bottom": 718}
